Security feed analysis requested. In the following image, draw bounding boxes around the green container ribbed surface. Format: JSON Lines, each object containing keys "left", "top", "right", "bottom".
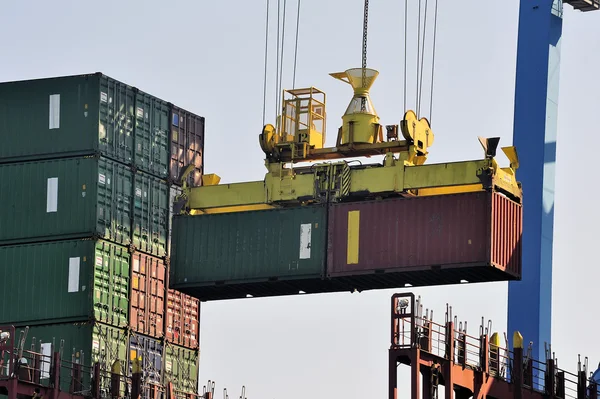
{"left": 13, "top": 322, "right": 129, "bottom": 393}
{"left": 0, "top": 239, "right": 130, "bottom": 326}
{"left": 170, "top": 205, "right": 327, "bottom": 286}
{"left": 163, "top": 343, "right": 199, "bottom": 393}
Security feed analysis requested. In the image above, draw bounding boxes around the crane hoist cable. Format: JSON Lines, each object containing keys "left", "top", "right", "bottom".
{"left": 277, "top": 0, "right": 288, "bottom": 118}
{"left": 292, "top": 0, "right": 301, "bottom": 89}
{"left": 361, "top": 0, "right": 369, "bottom": 112}
{"left": 429, "top": 0, "right": 438, "bottom": 124}
{"left": 404, "top": 0, "right": 408, "bottom": 114}
{"left": 262, "top": 0, "right": 270, "bottom": 126}
{"left": 418, "top": 0, "right": 428, "bottom": 117}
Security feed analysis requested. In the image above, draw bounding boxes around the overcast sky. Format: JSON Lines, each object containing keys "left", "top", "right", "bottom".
{"left": 1, "top": 1, "right": 599, "bottom": 398}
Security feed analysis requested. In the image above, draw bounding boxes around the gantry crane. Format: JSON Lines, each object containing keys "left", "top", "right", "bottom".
{"left": 172, "top": 0, "right": 600, "bottom": 383}
{"left": 509, "top": 0, "right": 598, "bottom": 364}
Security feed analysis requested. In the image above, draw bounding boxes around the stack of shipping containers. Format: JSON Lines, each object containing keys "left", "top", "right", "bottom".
{"left": 0, "top": 73, "right": 202, "bottom": 395}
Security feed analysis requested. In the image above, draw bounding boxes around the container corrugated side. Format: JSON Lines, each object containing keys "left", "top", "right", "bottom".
{"left": 0, "top": 239, "right": 129, "bottom": 326}
{"left": 491, "top": 192, "right": 522, "bottom": 277}
{"left": 169, "top": 206, "right": 329, "bottom": 299}
{"left": 13, "top": 321, "right": 129, "bottom": 393}
{"left": 129, "top": 332, "right": 164, "bottom": 384}
{"left": 133, "top": 171, "right": 169, "bottom": 257}
{"left": 327, "top": 191, "right": 522, "bottom": 289}
{"left": 170, "top": 107, "right": 204, "bottom": 187}
{"left": 130, "top": 252, "right": 166, "bottom": 338}
{"left": 168, "top": 186, "right": 183, "bottom": 255}
{"left": 0, "top": 73, "right": 135, "bottom": 165}
{"left": 0, "top": 156, "right": 132, "bottom": 245}
{"left": 166, "top": 290, "right": 199, "bottom": 349}
{"left": 134, "top": 91, "right": 170, "bottom": 179}
{"left": 163, "top": 343, "right": 199, "bottom": 393}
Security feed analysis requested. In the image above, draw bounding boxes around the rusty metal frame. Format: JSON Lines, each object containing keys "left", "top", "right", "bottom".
{"left": 388, "top": 294, "right": 599, "bottom": 399}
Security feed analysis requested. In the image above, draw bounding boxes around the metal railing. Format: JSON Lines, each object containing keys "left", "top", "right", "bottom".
{"left": 390, "top": 293, "right": 599, "bottom": 399}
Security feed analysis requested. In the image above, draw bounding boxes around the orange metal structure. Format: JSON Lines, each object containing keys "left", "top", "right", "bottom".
{"left": 389, "top": 293, "right": 599, "bottom": 399}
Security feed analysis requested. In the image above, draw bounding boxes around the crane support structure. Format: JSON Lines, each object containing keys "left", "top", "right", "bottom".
{"left": 509, "top": 0, "right": 596, "bottom": 363}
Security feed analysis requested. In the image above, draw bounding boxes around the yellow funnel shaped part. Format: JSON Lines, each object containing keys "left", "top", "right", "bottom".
{"left": 330, "top": 68, "right": 381, "bottom": 145}
{"left": 331, "top": 68, "right": 379, "bottom": 94}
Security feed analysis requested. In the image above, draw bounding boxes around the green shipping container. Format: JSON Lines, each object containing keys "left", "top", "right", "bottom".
{"left": 133, "top": 171, "right": 169, "bottom": 257}
{"left": 0, "top": 156, "right": 168, "bottom": 254}
{"left": 12, "top": 322, "right": 129, "bottom": 393}
{"left": 163, "top": 343, "right": 199, "bottom": 393}
{"left": 0, "top": 239, "right": 129, "bottom": 326}
{"left": 134, "top": 91, "right": 170, "bottom": 179}
{"left": 0, "top": 73, "right": 171, "bottom": 179}
{"left": 169, "top": 206, "right": 328, "bottom": 298}
{"left": 0, "top": 156, "right": 131, "bottom": 245}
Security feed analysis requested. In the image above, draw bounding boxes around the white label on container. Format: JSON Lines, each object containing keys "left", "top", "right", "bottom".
{"left": 98, "top": 174, "right": 106, "bottom": 185}
{"left": 136, "top": 188, "right": 142, "bottom": 197}
{"left": 46, "top": 177, "right": 58, "bottom": 213}
{"left": 137, "top": 107, "right": 144, "bottom": 118}
{"left": 96, "top": 256, "right": 103, "bottom": 266}
{"left": 40, "top": 343, "right": 51, "bottom": 379}
{"left": 100, "top": 91, "right": 108, "bottom": 103}
{"left": 165, "top": 360, "right": 172, "bottom": 373}
{"left": 49, "top": 94, "right": 60, "bottom": 129}
{"left": 299, "top": 223, "right": 312, "bottom": 260}
{"left": 133, "top": 258, "right": 140, "bottom": 272}
{"left": 68, "top": 257, "right": 80, "bottom": 293}
{"left": 92, "top": 340, "right": 100, "bottom": 352}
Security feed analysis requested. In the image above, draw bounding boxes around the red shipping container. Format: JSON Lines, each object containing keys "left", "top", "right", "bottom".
{"left": 327, "top": 191, "right": 522, "bottom": 289}
{"left": 130, "top": 253, "right": 166, "bottom": 338}
{"left": 166, "top": 289, "right": 200, "bottom": 349}
{"left": 170, "top": 106, "right": 204, "bottom": 187}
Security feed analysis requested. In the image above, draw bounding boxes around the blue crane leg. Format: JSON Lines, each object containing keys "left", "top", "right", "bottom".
{"left": 509, "top": 0, "right": 562, "bottom": 367}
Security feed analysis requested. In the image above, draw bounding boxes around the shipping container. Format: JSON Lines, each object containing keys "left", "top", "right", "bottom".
{"left": 169, "top": 206, "right": 341, "bottom": 300}
{"left": 130, "top": 252, "right": 166, "bottom": 338}
{"left": 0, "top": 73, "right": 191, "bottom": 181}
{"left": 0, "top": 156, "right": 168, "bottom": 254}
{"left": 12, "top": 322, "right": 128, "bottom": 393}
{"left": 168, "top": 186, "right": 183, "bottom": 255}
{"left": 165, "top": 290, "right": 199, "bottom": 349}
{"left": 327, "top": 191, "right": 522, "bottom": 289}
{"left": 163, "top": 343, "right": 199, "bottom": 394}
{"left": 128, "top": 332, "right": 164, "bottom": 384}
{"left": 134, "top": 91, "right": 170, "bottom": 179}
{"left": 0, "top": 239, "right": 129, "bottom": 326}
{"left": 170, "top": 106, "right": 204, "bottom": 187}
{"left": 0, "top": 73, "right": 135, "bottom": 165}
{"left": 0, "top": 156, "right": 131, "bottom": 245}
{"left": 133, "top": 171, "right": 169, "bottom": 257}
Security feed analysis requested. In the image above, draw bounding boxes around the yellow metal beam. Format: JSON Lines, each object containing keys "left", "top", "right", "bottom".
{"left": 181, "top": 156, "right": 521, "bottom": 214}
{"left": 186, "top": 181, "right": 267, "bottom": 210}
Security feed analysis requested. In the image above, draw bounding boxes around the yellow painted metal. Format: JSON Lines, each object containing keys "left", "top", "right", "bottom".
{"left": 186, "top": 181, "right": 267, "bottom": 210}
{"left": 202, "top": 174, "right": 221, "bottom": 186}
{"left": 331, "top": 68, "right": 380, "bottom": 145}
{"left": 513, "top": 331, "right": 524, "bottom": 349}
{"left": 346, "top": 210, "right": 360, "bottom": 264}
{"left": 177, "top": 68, "right": 521, "bottom": 215}
{"left": 490, "top": 332, "right": 500, "bottom": 347}
{"left": 180, "top": 146, "right": 521, "bottom": 215}
{"left": 400, "top": 110, "right": 434, "bottom": 157}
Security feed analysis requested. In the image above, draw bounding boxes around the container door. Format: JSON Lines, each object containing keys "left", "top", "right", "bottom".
{"left": 97, "top": 157, "right": 133, "bottom": 245}
{"left": 133, "top": 172, "right": 168, "bottom": 257}
{"left": 134, "top": 92, "right": 170, "bottom": 179}
{"left": 98, "top": 76, "right": 135, "bottom": 164}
